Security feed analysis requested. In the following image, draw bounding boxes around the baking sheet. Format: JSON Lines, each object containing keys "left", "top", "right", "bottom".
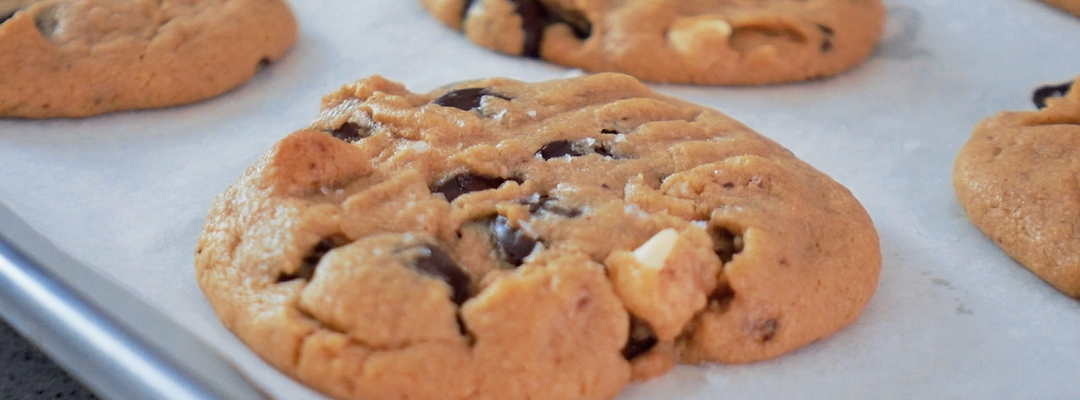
{"left": 1, "top": 0, "right": 1079, "bottom": 398}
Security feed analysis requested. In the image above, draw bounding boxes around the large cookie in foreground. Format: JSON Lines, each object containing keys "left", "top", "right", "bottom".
{"left": 0, "top": 0, "right": 297, "bottom": 118}
{"left": 419, "top": 0, "right": 885, "bottom": 85}
{"left": 195, "top": 73, "right": 881, "bottom": 400}
{"left": 953, "top": 78, "right": 1080, "bottom": 298}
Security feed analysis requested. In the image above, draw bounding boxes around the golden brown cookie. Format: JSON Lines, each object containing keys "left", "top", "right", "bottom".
{"left": 419, "top": 0, "right": 886, "bottom": 85}
{"left": 1040, "top": 0, "right": 1080, "bottom": 17}
{"left": 195, "top": 73, "right": 881, "bottom": 400}
{"left": 0, "top": 0, "right": 297, "bottom": 118}
{"left": 953, "top": 78, "right": 1080, "bottom": 298}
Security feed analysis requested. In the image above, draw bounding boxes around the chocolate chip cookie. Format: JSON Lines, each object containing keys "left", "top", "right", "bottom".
{"left": 953, "top": 78, "right": 1080, "bottom": 298}
{"left": 0, "top": 0, "right": 297, "bottom": 118}
{"left": 196, "top": 73, "right": 881, "bottom": 400}
{"left": 419, "top": 0, "right": 886, "bottom": 85}
{"left": 1039, "top": 0, "right": 1080, "bottom": 17}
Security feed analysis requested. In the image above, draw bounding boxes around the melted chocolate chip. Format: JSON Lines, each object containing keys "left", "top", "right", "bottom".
{"left": 817, "top": 25, "right": 834, "bottom": 52}
{"left": 278, "top": 235, "right": 349, "bottom": 283}
{"left": 536, "top": 139, "right": 612, "bottom": 160}
{"left": 1033, "top": 81, "right": 1073, "bottom": 109}
{"left": 518, "top": 194, "right": 580, "bottom": 218}
{"left": 710, "top": 226, "right": 743, "bottom": 263}
{"left": 432, "top": 88, "right": 510, "bottom": 111}
{"left": 756, "top": 319, "right": 779, "bottom": 342}
{"left": 433, "top": 173, "right": 520, "bottom": 202}
{"left": 509, "top": 0, "right": 547, "bottom": 58}
{"left": 492, "top": 215, "right": 537, "bottom": 267}
{"left": 547, "top": 4, "right": 591, "bottom": 39}
{"left": 330, "top": 122, "right": 368, "bottom": 142}
{"left": 621, "top": 318, "right": 658, "bottom": 360}
{"left": 400, "top": 244, "right": 472, "bottom": 305}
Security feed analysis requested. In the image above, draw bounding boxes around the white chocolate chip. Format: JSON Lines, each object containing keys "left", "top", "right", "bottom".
{"left": 632, "top": 228, "right": 679, "bottom": 269}
{"left": 668, "top": 17, "right": 732, "bottom": 55}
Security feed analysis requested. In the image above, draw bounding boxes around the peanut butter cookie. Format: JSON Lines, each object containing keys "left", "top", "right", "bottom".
{"left": 419, "top": 0, "right": 885, "bottom": 85}
{"left": 0, "top": 0, "right": 297, "bottom": 118}
{"left": 196, "top": 73, "right": 882, "bottom": 400}
{"left": 954, "top": 78, "right": 1080, "bottom": 298}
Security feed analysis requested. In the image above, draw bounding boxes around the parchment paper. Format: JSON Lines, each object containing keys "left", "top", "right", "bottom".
{"left": 1, "top": 0, "right": 1079, "bottom": 398}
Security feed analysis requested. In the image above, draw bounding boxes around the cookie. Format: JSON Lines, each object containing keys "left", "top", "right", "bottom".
{"left": 0, "top": 0, "right": 297, "bottom": 118}
{"left": 1039, "top": 0, "right": 1080, "bottom": 17}
{"left": 418, "top": 0, "right": 886, "bottom": 85}
{"left": 953, "top": 78, "right": 1080, "bottom": 298}
{"left": 195, "top": 73, "right": 881, "bottom": 400}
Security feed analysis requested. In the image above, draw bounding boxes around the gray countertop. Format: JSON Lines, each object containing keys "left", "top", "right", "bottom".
{"left": 1, "top": 317, "right": 98, "bottom": 400}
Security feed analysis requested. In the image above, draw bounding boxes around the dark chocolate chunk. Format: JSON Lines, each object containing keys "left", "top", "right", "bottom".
{"left": 432, "top": 88, "right": 510, "bottom": 111}
{"left": 536, "top": 139, "right": 613, "bottom": 160}
{"left": 278, "top": 235, "right": 349, "bottom": 283}
{"left": 621, "top": 317, "right": 658, "bottom": 360}
{"left": 509, "top": 0, "right": 547, "bottom": 58}
{"left": 1033, "top": 81, "right": 1073, "bottom": 109}
{"left": 517, "top": 194, "right": 580, "bottom": 218}
{"left": 710, "top": 226, "right": 743, "bottom": 263}
{"left": 600, "top": 129, "right": 620, "bottom": 135}
{"left": 400, "top": 244, "right": 472, "bottom": 305}
{"left": 433, "top": 173, "right": 520, "bottom": 202}
{"left": 492, "top": 215, "right": 538, "bottom": 267}
{"left": 547, "top": 4, "right": 591, "bottom": 39}
{"left": 329, "top": 122, "right": 368, "bottom": 142}
{"left": 537, "top": 140, "right": 581, "bottom": 159}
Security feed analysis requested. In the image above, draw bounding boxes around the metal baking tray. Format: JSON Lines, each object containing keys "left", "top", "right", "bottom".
{"left": 1, "top": 0, "right": 1078, "bottom": 399}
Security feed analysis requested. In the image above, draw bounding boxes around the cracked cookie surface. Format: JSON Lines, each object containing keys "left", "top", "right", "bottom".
{"left": 0, "top": 0, "right": 296, "bottom": 118}
{"left": 419, "top": 0, "right": 885, "bottom": 85}
{"left": 195, "top": 73, "right": 881, "bottom": 400}
{"left": 953, "top": 78, "right": 1080, "bottom": 298}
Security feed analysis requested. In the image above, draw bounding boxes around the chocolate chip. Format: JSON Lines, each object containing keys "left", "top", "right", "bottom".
{"left": 517, "top": 194, "right": 580, "bottom": 218}
{"left": 710, "top": 226, "right": 743, "bottom": 263}
{"left": 398, "top": 244, "right": 472, "bottom": 305}
{"left": 546, "top": 4, "right": 591, "bottom": 39}
{"left": 329, "top": 122, "right": 369, "bottom": 142}
{"left": 278, "top": 235, "right": 349, "bottom": 283}
{"left": 509, "top": 0, "right": 547, "bottom": 58}
{"left": 257, "top": 57, "right": 271, "bottom": 70}
{"left": 432, "top": 88, "right": 510, "bottom": 111}
{"left": 756, "top": 319, "right": 779, "bottom": 342}
{"left": 536, "top": 139, "right": 612, "bottom": 160}
{"left": 492, "top": 215, "right": 537, "bottom": 267}
{"left": 1033, "top": 81, "right": 1073, "bottom": 109}
{"left": 821, "top": 38, "right": 833, "bottom": 52}
{"left": 621, "top": 317, "right": 658, "bottom": 360}
{"left": 433, "top": 173, "right": 520, "bottom": 202}
{"left": 817, "top": 24, "right": 835, "bottom": 35}
{"left": 600, "top": 129, "right": 620, "bottom": 135}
